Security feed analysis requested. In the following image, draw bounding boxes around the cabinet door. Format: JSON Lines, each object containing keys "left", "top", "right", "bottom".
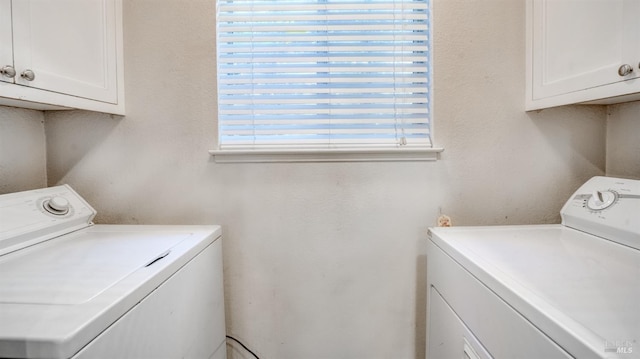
{"left": 11, "top": 0, "right": 118, "bottom": 103}
{"left": 530, "top": 0, "right": 640, "bottom": 101}
{"left": 0, "top": 0, "right": 14, "bottom": 84}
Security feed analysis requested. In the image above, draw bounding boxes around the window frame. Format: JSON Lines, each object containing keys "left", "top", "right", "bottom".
{"left": 211, "top": 0, "right": 442, "bottom": 163}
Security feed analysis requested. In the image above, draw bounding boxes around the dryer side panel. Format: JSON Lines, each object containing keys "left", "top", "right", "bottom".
{"left": 426, "top": 239, "right": 573, "bottom": 359}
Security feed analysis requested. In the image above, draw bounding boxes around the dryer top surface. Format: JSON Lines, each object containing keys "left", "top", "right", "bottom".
{"left": 429, "top": 224, "right": 640, "bottom": 355}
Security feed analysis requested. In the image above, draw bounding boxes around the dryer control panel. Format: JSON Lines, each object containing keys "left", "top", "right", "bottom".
{"left": 561, "top": 176, "right": 640, "bottom": 250}
{"left": 0, "top": 185, "right": 96, "bottom": 255}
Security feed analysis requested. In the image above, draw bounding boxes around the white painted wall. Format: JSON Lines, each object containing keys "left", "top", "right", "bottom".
{"left": 606, "top": 101, "right": 640, "bottom": 179}
{"left": 42, "top": 0, "right": 607, "bottom": 358}
{"left": 0, "top": 107, "right": 46, "bottom": 193}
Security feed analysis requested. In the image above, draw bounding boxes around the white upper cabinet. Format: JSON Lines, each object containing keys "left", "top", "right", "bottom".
{"left": 526, "top": 0, "right": 640, "bottom": 110}
{"left": 0, "top": 0, "right": 13, "bottom": 85}
{"left": 0, "top": 0, "right": 124, "bottom": 115}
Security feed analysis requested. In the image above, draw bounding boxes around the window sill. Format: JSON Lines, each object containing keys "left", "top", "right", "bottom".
{"left": 209, "top": 147, "right": 444, "bottom": 163}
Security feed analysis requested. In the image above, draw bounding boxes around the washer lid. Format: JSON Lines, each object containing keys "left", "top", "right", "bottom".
{"left": 0, "top": 230, "right": 186, "bottom": 305}
{"left": 429, "top": 225, "right": 640, "bottom": 359}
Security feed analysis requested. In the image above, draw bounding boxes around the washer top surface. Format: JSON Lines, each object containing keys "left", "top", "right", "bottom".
{"left": 429, "top": 224, "right": 640, "bottom": 358}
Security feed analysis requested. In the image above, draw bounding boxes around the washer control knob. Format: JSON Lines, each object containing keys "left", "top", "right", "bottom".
{"left": 587, "top": 190, "right": 617, "bottom": 211}
{"left": 44, "top": 197, "right": 70, "bottom": 215}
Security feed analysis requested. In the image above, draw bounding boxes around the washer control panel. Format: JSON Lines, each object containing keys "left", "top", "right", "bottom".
{"left": 0, "top": 185, "right": 96, "bottom": 255}
{"left": 562, "top": 176, "right": 640, "bottom": 250}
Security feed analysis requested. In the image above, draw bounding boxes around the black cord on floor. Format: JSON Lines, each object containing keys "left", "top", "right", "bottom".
{"left": 226, "top": 335, "right": 260, "bottom": 359}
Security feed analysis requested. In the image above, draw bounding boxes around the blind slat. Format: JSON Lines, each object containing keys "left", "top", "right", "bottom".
{"left": 217, "top": 0, "right": 432, "bottom": 149}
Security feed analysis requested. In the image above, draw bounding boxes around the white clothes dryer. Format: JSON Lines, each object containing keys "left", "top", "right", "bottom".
{"left": 0, "top": 185, "right": 226, "bottom": 359}
{"left": 427, "top": 176, "right": 640, "bottom": 359}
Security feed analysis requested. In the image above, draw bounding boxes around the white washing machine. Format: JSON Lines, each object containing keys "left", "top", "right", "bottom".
{"left": 427, "top": 176, "right": 640, "bottom": 359}
{"left": 0, "top": 185, "right": 226, "bottom": 359}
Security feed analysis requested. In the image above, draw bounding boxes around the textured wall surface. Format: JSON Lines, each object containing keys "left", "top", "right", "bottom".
{"left": 606, "top": 102, "right": 640, "bottom": 179}
{"left": 0, "top": 106, "right": 46, "bottom": 194}
{"left": 43, "top": 0, "right": 607, "bottom": 358}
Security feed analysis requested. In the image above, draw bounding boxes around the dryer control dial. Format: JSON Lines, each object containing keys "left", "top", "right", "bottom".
{"left": 586, "top": 190, "right": 618, "bottom": 211}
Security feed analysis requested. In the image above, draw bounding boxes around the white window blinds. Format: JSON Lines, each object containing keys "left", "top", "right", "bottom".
{"left": 216, "top": 0, "right": 432, "bottom": 151}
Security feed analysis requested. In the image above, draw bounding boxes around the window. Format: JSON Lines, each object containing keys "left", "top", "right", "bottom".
{"left": 213, "top": 0, "right": 439, "bottom": 162}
